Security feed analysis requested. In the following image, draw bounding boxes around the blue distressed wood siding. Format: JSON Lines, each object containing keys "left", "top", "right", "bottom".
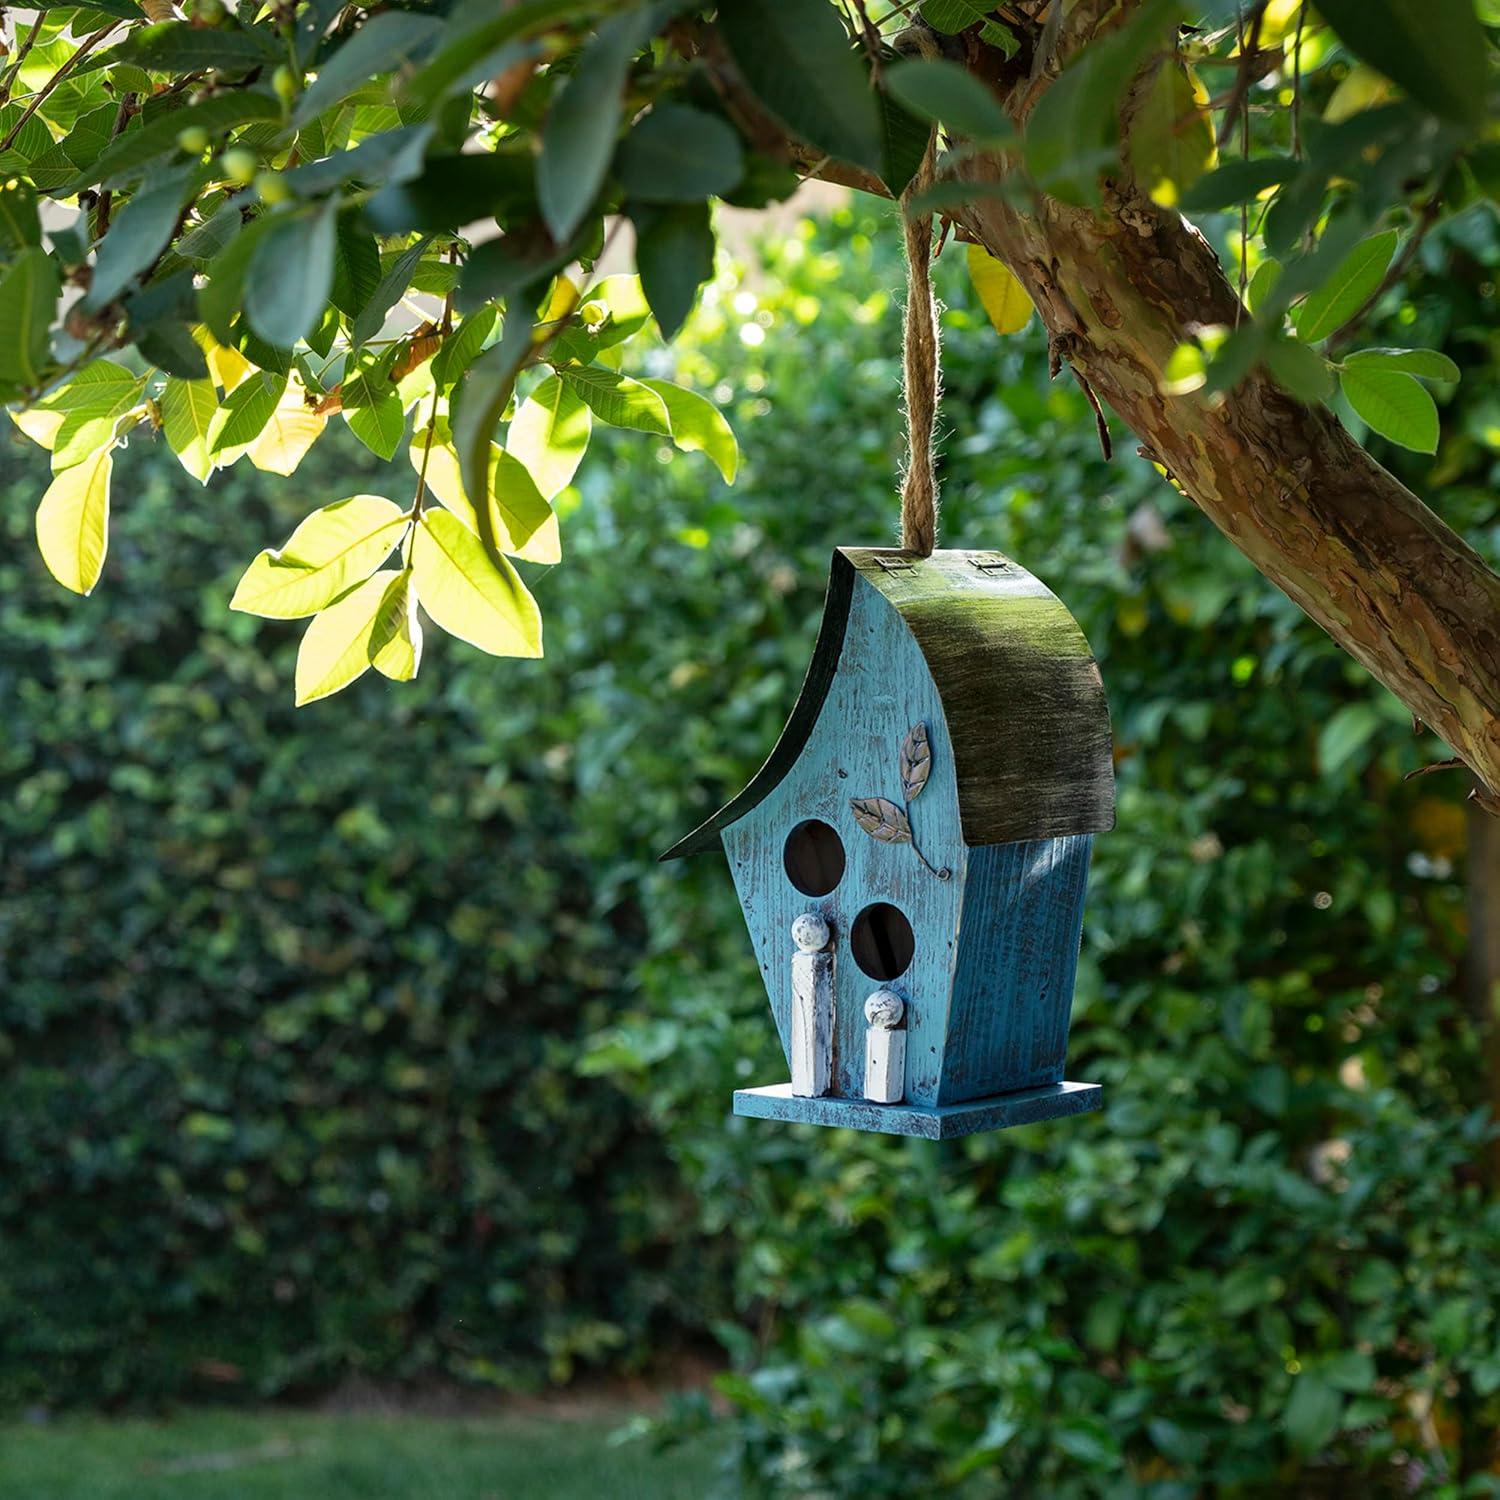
{"left": 938, "top": 835, "right": 1092, "bottom": 1103}
{"left": 721, "top": 570, "right": 967, "bottom": 1108}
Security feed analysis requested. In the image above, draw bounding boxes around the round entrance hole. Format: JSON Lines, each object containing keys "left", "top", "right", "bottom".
{"left": 850, "top": 902, "right": 915, "bottom": 980}
{"left": 783, "top": 819, "right": 845, "bottom": 897}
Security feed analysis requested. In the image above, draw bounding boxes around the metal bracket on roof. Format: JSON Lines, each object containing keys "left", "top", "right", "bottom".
{"left": 873, "top": 554, "right": 919, "bottom": 573}
{"left": 970, "top": 554, "right": 1016, "bottom": 574}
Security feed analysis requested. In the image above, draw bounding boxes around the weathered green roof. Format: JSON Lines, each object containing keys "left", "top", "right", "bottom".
{"left": 661, "top": 547, "right": 1114, "bottom": 858}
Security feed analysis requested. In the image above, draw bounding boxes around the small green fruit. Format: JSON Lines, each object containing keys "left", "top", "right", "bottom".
{"left": 221, "top": 147, "right": 258, "bottom": 185}
{"left": 272, "top": 65, "right": 298, "bottom": 104}
{"left": 255, "top": 171, "right": 291, "bottom": 206}
{"left": 190, "top": 0, "right": 225, "bottom": 22}
{"left": 176, "top": 125, "right": 210, "bottom": 155}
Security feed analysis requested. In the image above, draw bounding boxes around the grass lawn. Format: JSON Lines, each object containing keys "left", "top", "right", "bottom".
{"left": 0, "top": 1406, "right": 722, "bottom": 1500}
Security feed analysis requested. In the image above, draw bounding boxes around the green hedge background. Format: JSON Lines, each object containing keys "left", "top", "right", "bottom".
{"left": 4, "top": 199, "right": 1500, "bottom": 1493}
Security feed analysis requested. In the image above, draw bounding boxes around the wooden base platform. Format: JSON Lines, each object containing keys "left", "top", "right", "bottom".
{"left": 732, "top": 1080, "right": 1103, "bottom": 1140}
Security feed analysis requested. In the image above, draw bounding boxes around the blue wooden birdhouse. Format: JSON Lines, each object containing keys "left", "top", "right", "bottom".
{"left": 662, "top": 548, "right": 1115, "bottom": 1140}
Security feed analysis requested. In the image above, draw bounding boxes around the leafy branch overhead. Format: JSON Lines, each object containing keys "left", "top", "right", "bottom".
{"left": 0, "top": 0, "right": 1496, "bottom": 746}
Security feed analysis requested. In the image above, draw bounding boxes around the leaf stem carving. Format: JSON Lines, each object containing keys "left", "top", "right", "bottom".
{"left": 850, "top": 721, "right": 950, "bottom": 879}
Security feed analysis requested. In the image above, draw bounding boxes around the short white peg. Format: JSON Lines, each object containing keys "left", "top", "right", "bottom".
{"left": 790, "top": 912, "right": 833, "bottom": 1097}
{"left": 863, "top": 988, "right": 906, "bottom": 1104}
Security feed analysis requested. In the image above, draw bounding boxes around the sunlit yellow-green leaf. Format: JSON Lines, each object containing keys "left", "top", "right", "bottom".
{"left": 411, "top": 421, "right": 560, "bottom": 563}
{"left": 231, "top": 494, "right": 407, "bottom": 619}
{"left": 248, "top": 386, "right": 327, "bottom": 476}
{"left": 410, "top": 508, "right": 543, "bottom": 658}
{"left": 160, "top": 375, "right": 217, "bottom": 484}
{"left": 508, "top": 375, "right": 592, "bottom": 499}
{"left": 372, "top": 570, "right": 422, "bottom": 682}
{"left": 35, "top": 445, "right": 112, "bottom": 595}
{"left": 1160, "top": 341, "right": 1207, "bottom": 396}
{"left": 638, "top": 378, "right": 739, "bottom": 483}
{"left": 1126, "top": 60, "right": 1216, "bottom": 208}
{"left": 294, "top": 569, "right": 414, "bottom": 706}
{"left": 965, "top": 244, "right": 1033, "bottom": 334}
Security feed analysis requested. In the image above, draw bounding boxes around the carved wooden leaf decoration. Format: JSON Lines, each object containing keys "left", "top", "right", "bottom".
{"left": 850, "top": 796, "right": 912, "bottom": 844}
{"left": 900, "top": 721, "right": 931, "bottom": 802}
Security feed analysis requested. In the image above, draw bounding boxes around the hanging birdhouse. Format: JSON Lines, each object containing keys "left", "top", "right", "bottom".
{"left": 662, "top": 548, "right": 1115, "bottom": 1140}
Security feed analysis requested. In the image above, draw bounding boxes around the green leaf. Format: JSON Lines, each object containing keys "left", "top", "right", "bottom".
{"left": 452, "top": 310, "right": 535, "bottom": 556}
{"left": 159, "top": 375, "right": 218, "bottom": 484}
{"left": 1246, "top": 258, "right": 1281, "bottom": 316}
{"left": 1294, "top": 229, "right": 1398, "bottom": 343}
{"left": 1283, "top": 1374, "right": 1343, "bottom": 1456}
{"left": 638, "top": 378, "right": 738, "bottom": 483}
{"left": 432, "top": 307, "right": 497, "bottom": 391}
{"left": 345, "top": 393, "right": 406, "bottom": 461}
{"left": 537, "top": 6, "right": 658, "bottom": 241}
{"left": 233, "top": 493, "right": 407, "bottom": 619}
{"left": 617, "top": 103, "right": 745, "bottom": 202}
{"left": 920, "top": 0, "right": 1019, "bottom": 53}
{"left": 0, "top": 246, "right": 59, "bottom": 388}
{"left": 198, "top": 215, "right": 278, "bottom": 346}
{"left": 1314, "top": 0, "right": 1486, "bottom": 125}
{"left": 114, "top": 21, "right": 282, "bottom": 74}
{"left": 35, "top": 444, "right": 113, "bottom": 596}
{"left": 560, "top": 365, "right": 670, "bottom": 434}
{"left": 246, "top": 201, "right": 338, "bottom": 349}
{"left": 1180, "top": 155, "right": 1297, "bottom": 212}
{"left": 330, "top": 218, "right": 382, "bottom": 320}
{"left": 1339, "top": 363, "right": 1439, "bottom": 452}
{"left": 411, "top": 422, "right": 561, "bottom": 564}
{"left": 1318, "top": 703, "right": 1384, "bottom": 777}
{"left": 67, "top": 91, "right": 281, "bottom": 191}
{"left": 632, "top": 201, "right": 715, "bottom": 342}
{"left": 50, "top": 363, "right": 145, "bottom": 471}
{"left": 1125, "top": 59, "right": 1216, "bottom": 208}
{"left": 1024, "top": 11, "right": 1165, "bottom": 204}
{"left": 371, "top": 570, "right": 422, "bottom": 683}
{"left": 209, "top": 370, "right": 288, "bottom": 454}
{"left": 883, "top": 59, "right": 1013, "bottom": 142}
{"left": 716, "top": 0, "right": 884, "bottom": 176}
{"left": 86, "top": 172, "right": 197, "bottom": 309}
{"left": 136, "top": 321, "right": 210, "bottom": 381}
{"left": 0, "top": 178, "right": 40, "bottom": 250}
{"left": 293, "top": 12, "right": 442, "bottom": 126}
{"left": 509, "top": 374, "right": 592, "bottom": 499}
{"left": 410, "top": 508, "right": 543, "bottom": 658}
{"left": 294, "top": 569, "right": 414, "bottom": 706}
{"left": 1263, "top": 338, "right": 1336, "bottom": 404}
{"left": 878, "top": 92, "right": 931, "bottom": 198}
{"left": 351, "top": 234, "right": 433, "bottom": 347}
{"left": 1343, "top": 347, "right": 1460, "bottom": 382}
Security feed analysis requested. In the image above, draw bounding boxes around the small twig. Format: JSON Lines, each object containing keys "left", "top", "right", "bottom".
{"left": 1215, "top": 1, "right": 1267, "bottom": 149}
{"left": 1070, "top": 365, "right": 1111, "bottom": 459}
{"left": 1404, "top": 757, "right": 1466, "bottom": 782}
{"left": 0, "top": 16, "right": 42, "bottom": 105}
{"left": 0, "top": 23, "right": 120, "bottom": 152}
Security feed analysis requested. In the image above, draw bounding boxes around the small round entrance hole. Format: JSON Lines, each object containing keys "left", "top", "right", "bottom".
{"left": 850, "top": 902, "right": 915, "bottom": 980}
{"left": 783, "top": 819, "right": 845, "bottom": 896}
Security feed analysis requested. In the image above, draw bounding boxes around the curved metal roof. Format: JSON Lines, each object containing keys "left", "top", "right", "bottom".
{"left": 661, "top": 547, "right": 1115, "bottom": 858}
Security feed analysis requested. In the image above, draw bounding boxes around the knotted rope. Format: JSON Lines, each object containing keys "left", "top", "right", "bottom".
{"left": 899, "top": 133, "right": 941, "bottom": 557}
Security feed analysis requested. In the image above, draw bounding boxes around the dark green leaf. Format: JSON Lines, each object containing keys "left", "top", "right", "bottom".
{"left": 632, "top": 201, "right": 714, "bottom": 341}
{"left": 455, "top": 227, "right": 570, "bottom": 315}
{"left": 432, "top": 307, "right": 497, "bottom": 389}
{"left": 351, "top": 235, "right": 433, "bottom": 347}
{"left": 136, "top": 321, "right": 210, "bottom": 380}
{"left": 293, "top": 12, "right": 443, "bottom": 126}
{"left": 617, "top": 104, "right": 744, "bottom": 203}
{"left": 1180, "top": 155, "right": 1297, "bottom": 212}
{"left": 1315, "top": 0, "right": 1486, "bottom": 125}
{"left": 287, "top": 124, "right": 435, "bottom": 196}
{"left": 245, "top": 201, "right": 339, "bottom": 349}
{"left": 67, "top": 91, "right": 281, "bottom": 192}
{"left": 198, "top": 215, "right": 278, "bottom": 345}
{"left": 716, "top": 0, "right": 884, "bottom": 176}
{"left": 1263, "top": 338, "right": 1336, "bottom": 403}
{"left": 0, "top": 179, "right": 41, "bottom": 251}
{"left": 1343, "top": 346, "right": 1460, "bottom": 382}
{"left": 537, "top": 6, "right": 658, "bottom": 241}
{"left": 364, "top": 151, "right": 536, "bottom": 234}
{"left": 884, "top": 59, "right": 1013, "bottom": 142}
{"left": 86, "top": 170, "right": 198, "bottom": 308}
{"left": 208, "top": 370, "right": 287, "bottom": 453}
{"left": 921, "top": 0, "right": 1019, "bottom": 53}
{"left": 878, "top": 93, "right": 930, "bottom": 198}
{"left": 346, "top": 393, "right": 406, "bottom": 460}
{"left": 114, "top": 21, "right": 283, "bottom": 73}
{"left": 1283, "top": 1375, "right": 1343, "bottom": 1456}
{"left": 330, "top": 217, "right": 382, "bottom": 319}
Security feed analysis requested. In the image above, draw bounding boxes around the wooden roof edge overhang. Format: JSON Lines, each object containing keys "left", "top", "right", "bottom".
{"left": 659, "top": 547, "right": 1115, "bottom": 861}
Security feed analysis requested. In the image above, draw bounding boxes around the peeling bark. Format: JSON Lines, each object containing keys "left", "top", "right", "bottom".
{"left": 951, "top": 163, "right": 1500, "bottom": 795}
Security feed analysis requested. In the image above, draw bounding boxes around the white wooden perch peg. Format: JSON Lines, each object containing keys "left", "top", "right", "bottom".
{"left": 790, "top": 912, "right": 833, "bottom": 1098}
{"left": 863, "top": 989, "right": 906, "bottom": 1104}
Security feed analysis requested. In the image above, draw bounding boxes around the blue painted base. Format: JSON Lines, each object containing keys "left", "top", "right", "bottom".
{"left": 732, "top": 1080, "right": 1103, "bottom": 1140}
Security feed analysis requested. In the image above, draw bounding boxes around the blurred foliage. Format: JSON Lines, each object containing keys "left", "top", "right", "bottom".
{"left": 5, "top": 196, "right": 1500, "bottom": 1493}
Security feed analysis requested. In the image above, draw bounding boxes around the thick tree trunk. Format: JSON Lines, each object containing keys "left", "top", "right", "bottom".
{"left": 951, "top": 165, "right": 1500, "bottom": 795}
